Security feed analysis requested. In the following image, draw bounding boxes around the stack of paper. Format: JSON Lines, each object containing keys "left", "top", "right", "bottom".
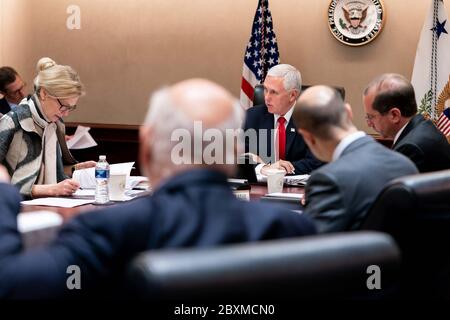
{"left": 285, "top": 175, "right": 310, "bottom": 186}
{"left": 257, "top": 174, "right": 310, "bottom": 186}
{"left": 126, "top": 176, "right": 150, "bottom": 190}
{"left": 72, "top": 162, "right": 135, "bottom": 189}
{"left": 66, "top": 125, "right": 97, "bottom": 150}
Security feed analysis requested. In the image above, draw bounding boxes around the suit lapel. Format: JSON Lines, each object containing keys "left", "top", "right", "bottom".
{"left": 393, "top": 114, "right": 423, "bottom": 148}
{"left": 261, "top": 112, "right": 274, "bottom": 159}
{"left": 285, "top": 118, "right": 296, "bottom": 157}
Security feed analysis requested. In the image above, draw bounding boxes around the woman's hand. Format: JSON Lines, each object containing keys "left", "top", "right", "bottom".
{"left": 31, "top": 179, "right": 80, "bottom": 197}
{"left": 73, "top": 161, "right": 97, "bottom": 170}
{"left": 0, "top": 165, "right": 10, "bottom": 183}
{"left": 53, "top": 179, "right": 81, "bottom": 196}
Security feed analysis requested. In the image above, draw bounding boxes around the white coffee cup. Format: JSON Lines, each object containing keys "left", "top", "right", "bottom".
{"left": 109, "top": 173, "right": 128, "bottom": 201}
{"left": 266, "top": 169, "right": 286, "bottom": 194}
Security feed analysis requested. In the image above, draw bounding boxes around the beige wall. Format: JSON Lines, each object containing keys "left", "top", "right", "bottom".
{"left": 0, "top": 0, "right": 448, "bottom": 131}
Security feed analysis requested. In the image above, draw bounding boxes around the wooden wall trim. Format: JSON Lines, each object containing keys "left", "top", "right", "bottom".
{"left": 64, "top": 124, "right": 394, "bottom": 176}
{"left": 65, "top": 122, "right": 142, "bottom": 175}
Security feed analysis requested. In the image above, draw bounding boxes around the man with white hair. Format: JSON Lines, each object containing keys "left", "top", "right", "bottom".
{"left": 243, "top": 64, "right": 323, "bottom": 176}
{"left": 0, "top": 78, "right": 316, "bottom": 299}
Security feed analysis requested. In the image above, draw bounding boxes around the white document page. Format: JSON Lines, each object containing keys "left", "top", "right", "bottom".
{"left": 73, "top": 189, "right": 96, "bottom": 197}
{"left": 264, "top": 192, "right": 303, "bottom": 199}
{"left": 66, "top": 125, "right": 97, "bottom": 149}
{"left": 21, "top": 198, "right": 95, "bottom": 208}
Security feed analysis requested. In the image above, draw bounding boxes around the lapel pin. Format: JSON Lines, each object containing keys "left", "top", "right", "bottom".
{"left": 290, "top": 128, "right": 295, "bottom": 132}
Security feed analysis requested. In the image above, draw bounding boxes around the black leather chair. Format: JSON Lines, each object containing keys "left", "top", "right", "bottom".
{"left": 361, "top": 169, "right": 450, "bottom": 298}
{"left": 126, "top": 232, "right": 400, "bottom": 300}
{"left": 252, "top": 84, "right": 345, "bottom": 106}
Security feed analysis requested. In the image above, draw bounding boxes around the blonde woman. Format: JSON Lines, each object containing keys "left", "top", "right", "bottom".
{"left": 0, "top": 57, "right": 95, "bottom": 198}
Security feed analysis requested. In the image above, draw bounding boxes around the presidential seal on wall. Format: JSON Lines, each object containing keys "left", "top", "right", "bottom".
{"left": 328, "top": 0, "right": 385, "bottom": 46}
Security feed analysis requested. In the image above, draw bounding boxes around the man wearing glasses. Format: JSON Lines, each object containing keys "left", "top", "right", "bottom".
{"left": 0, "top": 66, "right": 27, "bottom": 116}
{"left": 363, "top": 73, "right": 450, "bottom": 173}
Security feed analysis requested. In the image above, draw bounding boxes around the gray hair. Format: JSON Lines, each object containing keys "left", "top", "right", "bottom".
{"left": 144, "top": 87, "right": 244, "bottom": 174}
{"left": 267, "top": 64, "right": 302, "bottom": 92}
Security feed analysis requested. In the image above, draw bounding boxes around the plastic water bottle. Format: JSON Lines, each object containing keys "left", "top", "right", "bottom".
{"left": 95, "top": 155, "right": 110, "bottom": 204}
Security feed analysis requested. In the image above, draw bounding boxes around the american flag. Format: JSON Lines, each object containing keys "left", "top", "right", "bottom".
{"left": 240, "top": 0, "right": 280, "bottom": 109}
{"left": 437, "top": 108, "right": 450, "bottom": 136}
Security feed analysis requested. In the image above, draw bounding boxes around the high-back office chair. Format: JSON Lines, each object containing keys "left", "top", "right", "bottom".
{"left": 126, "top": 232, "right": 400, "bottom": 300}
{"left": 361, "top": 169, "right": 450, "bottom": 298}
{"left": 252, "top": 84, "right": 346, "bottom": 106}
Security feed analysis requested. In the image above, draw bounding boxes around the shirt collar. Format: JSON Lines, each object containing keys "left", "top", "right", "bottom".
{"left": 274, "top": 104, "right": 295, "bottom": 127}
{"left": 332, "top": 131, "right": 366, "bottom": 161}
{"left": 7, "top": 101, "right": 18, "bottom": 110}
{"left": 393, "top": 121, "right": 409, "bottom": 145}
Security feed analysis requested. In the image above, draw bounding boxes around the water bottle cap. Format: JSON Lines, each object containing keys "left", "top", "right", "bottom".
{"left": 99, "top": 155, "right": 106, "bottom": 160}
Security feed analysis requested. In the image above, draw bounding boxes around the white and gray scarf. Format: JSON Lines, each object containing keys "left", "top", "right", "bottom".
{"left": 28, "top": 95, "right": 58, "bottom": 185}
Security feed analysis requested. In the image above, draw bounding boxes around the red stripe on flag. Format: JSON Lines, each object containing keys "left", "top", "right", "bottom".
{"left": 438, "top": 114, "right": 447, "bottom": 126}
{"left": 442, "top": 121, "right": 450, "bottom": 135}
{"left": 437, "top": 113, "right": 450, "bottom": 135}
{"left": 241, "top": 77, "right": 254, "bottom": 101}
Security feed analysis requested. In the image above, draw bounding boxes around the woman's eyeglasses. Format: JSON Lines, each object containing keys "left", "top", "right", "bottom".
{"left": 56, "top": 99, "right": 77, "bottom": 112}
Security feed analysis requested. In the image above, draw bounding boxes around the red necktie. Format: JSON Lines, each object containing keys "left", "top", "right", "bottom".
{"left": 277, "top": 117, "right": 286, "bottom": 160}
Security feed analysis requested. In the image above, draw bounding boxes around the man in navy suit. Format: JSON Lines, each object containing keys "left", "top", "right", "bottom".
{"left": 0, "top": 78, "right": 316, "bottom": 299}
{"left": 363, "top": 73, "right": 450, "bottom": 173}
{"left": 0, "top": 66, "right": 27, "bottom": 116}
{"left": 293, "top": 85, "right": 418, "bottom": 233}
{"left": 243, "top": 64, "right": 322, "bottom": 176}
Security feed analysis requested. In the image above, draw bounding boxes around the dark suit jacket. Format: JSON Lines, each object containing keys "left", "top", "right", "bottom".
{"left": 243, "top": 105, "right": 323, "bottom": 174}
{"left": 0, "top": 97, "right": 11, "bottom": 115}
{"left": 303, "top": 135, "right": 418, "bottom": 233}
{"left": 393, "top": 114, "right": 450, "bottom": 173}
{"left": 0, "top": 169, "right": 316, "bottom": 299}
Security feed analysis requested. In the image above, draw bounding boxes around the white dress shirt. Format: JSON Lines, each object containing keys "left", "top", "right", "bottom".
{"left": 332, "top": 131, "right": 366, "bottom": 161}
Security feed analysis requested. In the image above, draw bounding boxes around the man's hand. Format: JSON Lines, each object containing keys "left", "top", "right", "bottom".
{"left": 0, "top": 165, "right": 10, "bottom": 183}
{"left": 261, "top": 160, "right": 295, "bottom": 175}
{"left": 73, "top": 161, "right": 97, "bottom": 170}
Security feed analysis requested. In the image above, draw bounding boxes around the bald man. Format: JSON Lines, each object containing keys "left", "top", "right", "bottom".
{"left": 293, "top": 85, "right": 418, "bottom": 233}
{"left": 0, "top": 79, "right": 315, "bottom": 299}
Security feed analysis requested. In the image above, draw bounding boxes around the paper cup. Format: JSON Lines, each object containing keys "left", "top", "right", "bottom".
{"left": 266, "top": 169, "right": 286, "bottom": 194}
{"left": 109, "top": 173, "right": 127, "bottom": 201}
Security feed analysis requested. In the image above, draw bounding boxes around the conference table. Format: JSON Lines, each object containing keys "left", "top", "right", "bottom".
{"left": 19, "top": 183, "right": 305, "bottom": 249}
{"left": 21, "top": 183, "right": 304, "bottom": 218}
